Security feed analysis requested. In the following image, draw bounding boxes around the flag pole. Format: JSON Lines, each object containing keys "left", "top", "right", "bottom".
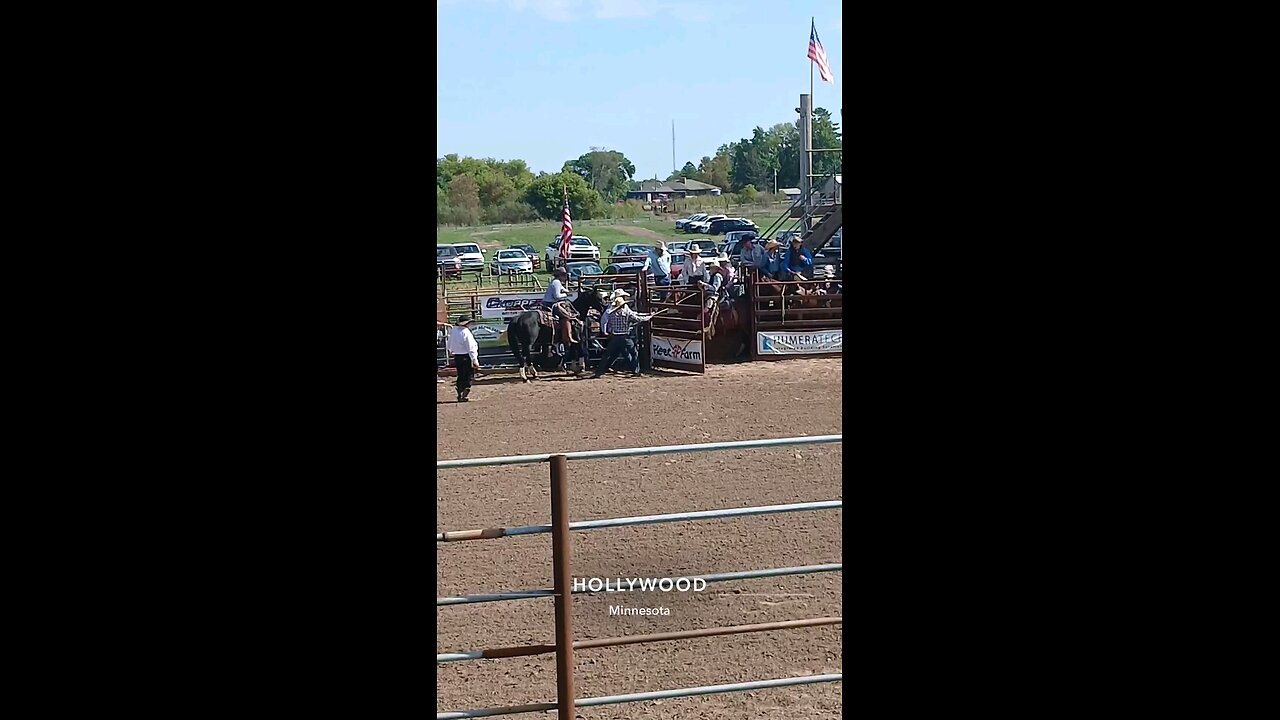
{"left": 810, "top": 17, "right": 814, "bottom": 104}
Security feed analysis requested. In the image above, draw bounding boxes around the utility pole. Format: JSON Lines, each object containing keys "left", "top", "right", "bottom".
{"left": 671, "top": 120, "right": 676, "bottom": 176}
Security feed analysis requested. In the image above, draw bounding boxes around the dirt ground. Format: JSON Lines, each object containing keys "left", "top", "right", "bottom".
{"left": 437, "top": 359, "right": 843, "bottom": 718}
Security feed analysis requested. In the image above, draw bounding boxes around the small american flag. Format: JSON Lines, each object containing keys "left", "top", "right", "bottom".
{"left": 559, "top": 188, "right": 573, "bottom": 260}
{"left": 809, "top": 20, "right": 833, "bottom": 84}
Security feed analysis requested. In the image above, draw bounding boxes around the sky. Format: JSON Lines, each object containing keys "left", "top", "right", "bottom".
{"left": 437, "top": 0, "right": 842, "bottom": 182}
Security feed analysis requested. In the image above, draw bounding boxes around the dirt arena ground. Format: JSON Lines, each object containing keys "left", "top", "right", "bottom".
{"left": 437, "top": 359, "right": 842, "bottom": 718}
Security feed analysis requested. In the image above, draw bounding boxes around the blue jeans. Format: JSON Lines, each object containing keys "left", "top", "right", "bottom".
{"left": 595, "top": 334, "right": 635, "bottom": 375}
{"left": 653, "top": 275, "right": 671, "bottom": 286}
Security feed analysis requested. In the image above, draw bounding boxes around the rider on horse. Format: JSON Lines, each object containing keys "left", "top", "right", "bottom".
{"left": 542, "top": 268, "right": 578, "bottom": 350}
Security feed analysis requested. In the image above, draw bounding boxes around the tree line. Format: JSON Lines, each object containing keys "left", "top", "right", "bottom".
{"left": 437, "top": 107, "right": 841, "bottom": 226}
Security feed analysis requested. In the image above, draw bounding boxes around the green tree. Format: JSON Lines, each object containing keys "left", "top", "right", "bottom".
{"left": 811, "top": 108, "right": 842, "bottom": 176}
{"left": 475, "top": 168, "right": 515, "bottom": 207}
{"left": 730, "top": 140, "right": 764, "bottom": 193}
{"left": 437, "top": 185, "right": 450, "bottom": 226}
{"left": 448, "top": 174, "right": 480, "bottom": 212}
{"left": 525, "top": 172, "right": 604, "bottom": 220}
{"left": 563, "top": 148, "right": 636, "bottom": 203}
{"left": 701, "top": 152, "right": 732, "bottom": 192}
{"left": 770, "top": 123, "right": 801, "bottom": 190}
{"left": 444, "top": 174, "right": 482, "bottom": 225}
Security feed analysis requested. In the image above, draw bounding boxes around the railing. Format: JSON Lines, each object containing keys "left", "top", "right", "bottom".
{"left": 758, "top": 167, "right": 840, "bottom": 242}
{"left": 436, "top": 434, "right": 843, "bottom": 719}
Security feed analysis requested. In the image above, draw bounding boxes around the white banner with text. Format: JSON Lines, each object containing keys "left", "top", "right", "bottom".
{"left": 756, "top": 329, "right": 842, "bottom": 355}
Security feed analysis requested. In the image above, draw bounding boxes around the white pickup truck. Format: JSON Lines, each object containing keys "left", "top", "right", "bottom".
{"left": 545, "top": 236, "right": 601, "bottom": 268}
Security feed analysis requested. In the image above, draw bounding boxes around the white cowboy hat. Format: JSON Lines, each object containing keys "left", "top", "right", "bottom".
{"left": 716, "top": 254, "right": 730, "bottom": 263}
{"left": 612, "top": 288, "right": 631, "bottom": 298}
{"left": 689, "top": 243, "right": 700, "bottom": 253}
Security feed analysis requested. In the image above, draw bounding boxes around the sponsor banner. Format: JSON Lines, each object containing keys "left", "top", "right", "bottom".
{"left": 757, "top": 329, "right": 842, "bottom": 355}
{"left": 479, "top": 293, "right": 545, "bottom": 320}
{"left": 651, "top": 334, "right": 703, "bottom": 366}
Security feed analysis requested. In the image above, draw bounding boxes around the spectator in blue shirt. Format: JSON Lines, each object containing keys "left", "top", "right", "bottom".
{"left": 643, "top": 241, "right": 673, "bottom": 286}
{"left": 782, "top": 236, "right": 813, "bottom": 280}
{"left": 763, "top": 240, "right": 784, "bottom": 279}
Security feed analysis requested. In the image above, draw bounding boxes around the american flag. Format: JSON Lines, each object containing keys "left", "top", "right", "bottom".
{"left": 559, "top": 189, "right": 573, "bottom": 260}
{"left": 808, "top": 20, "right": 833, "bottom": 84}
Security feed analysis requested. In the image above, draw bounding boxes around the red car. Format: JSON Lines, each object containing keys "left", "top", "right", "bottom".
{"left": 437, "top": 246, "right": 463, "bottom": 279}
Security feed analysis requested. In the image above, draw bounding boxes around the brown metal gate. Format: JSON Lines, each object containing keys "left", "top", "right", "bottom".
{"left": 745, "top": 274, "right": 842, "bottom": 361}
{"left": 646, "top": 283, "right": 708, "bottom": 373}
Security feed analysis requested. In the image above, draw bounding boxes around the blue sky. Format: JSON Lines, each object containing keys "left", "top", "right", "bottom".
{"left": 437, "top": 0, "right": 842, "bottom": 181}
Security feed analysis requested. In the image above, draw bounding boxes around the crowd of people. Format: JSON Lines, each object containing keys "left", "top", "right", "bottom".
{"left": 638, "top": 235, "right": 839, "bottom": 298}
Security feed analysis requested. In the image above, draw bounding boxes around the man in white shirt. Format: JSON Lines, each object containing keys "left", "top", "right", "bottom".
{"left": 446, "top": 314, "right": 481, "bottom": 402}
{"left": 682, "top": 243, "right": 708, "bottom": 288}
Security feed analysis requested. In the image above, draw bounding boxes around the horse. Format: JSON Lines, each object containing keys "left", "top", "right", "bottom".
{"left": 506, "top": 289, "right": 607, "bottom": 381}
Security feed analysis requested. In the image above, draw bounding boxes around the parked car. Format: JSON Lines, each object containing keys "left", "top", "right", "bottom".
{"left": 509, "top": 244, "right": 541, "bottom": 270}
{"left": 685, "top": 215, "right": 727, "bottom": 234}
{"left": 564, "top": 261, "right": 604, "bottom": 280}
{"left": 546, "top": 236, "right": 601, "bottom": 268}
{"left": 603, "top": 261, "right": 652, "bottom": 278}
{"left": 707, "top": 218, "right": 758, "bottom": 236}
{"left": 450, "top": 242, "right": 486, "bottom": 272}
{"left": 610, "top": 243, "right": 652, "bottom": 263}
{"left": 667, "top": 240, "right": 691, "bottom": 255}
{"left": 437, "top": 245, "right": 462, "bottom": 279}
{"left": 490, "top": 248, "right": 534, "bottom": 275}
{"left": 675, "top": 213, "right": 709, "bottom": 230}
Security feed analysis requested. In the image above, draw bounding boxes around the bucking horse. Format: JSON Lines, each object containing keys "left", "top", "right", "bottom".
{"left": 506, "top": 288, "right": 607, "bottom": 381}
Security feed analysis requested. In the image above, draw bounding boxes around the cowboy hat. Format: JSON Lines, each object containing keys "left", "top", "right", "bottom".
{"left": 765, "top": 240, "right": 781, "bottom": 250}
{"left": 715, "top": 254, "right": 731, "bottom": 263}
{"left": 612, "top": 288, "right": 631, "bottom": 298}
{"left": 689, "top": 243, "right": 700, "bottom": 253}
{"left": 611, "top": 296, "right": 627, "bottom": 307}
{"left": 458, "top": 313, "right": 474, "bottom": 325}
{"left": 789, "top": 236, "right": 803, "bottom": 243}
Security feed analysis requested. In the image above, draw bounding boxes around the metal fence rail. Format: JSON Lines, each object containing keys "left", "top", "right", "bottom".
{"left": 436, "top": 433, "right": 842, "bottom": 468}
{"left": 436, "top": 434, "right": 843, "bottom": 718}
{"left": 437, "top": 616, "right": 842, "bottom": 664}
{"left": 436, "top": 499, "right": 842, "bottom": 542}
{"left": 436, "top": 674, "right": 844, "bottom": 719}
